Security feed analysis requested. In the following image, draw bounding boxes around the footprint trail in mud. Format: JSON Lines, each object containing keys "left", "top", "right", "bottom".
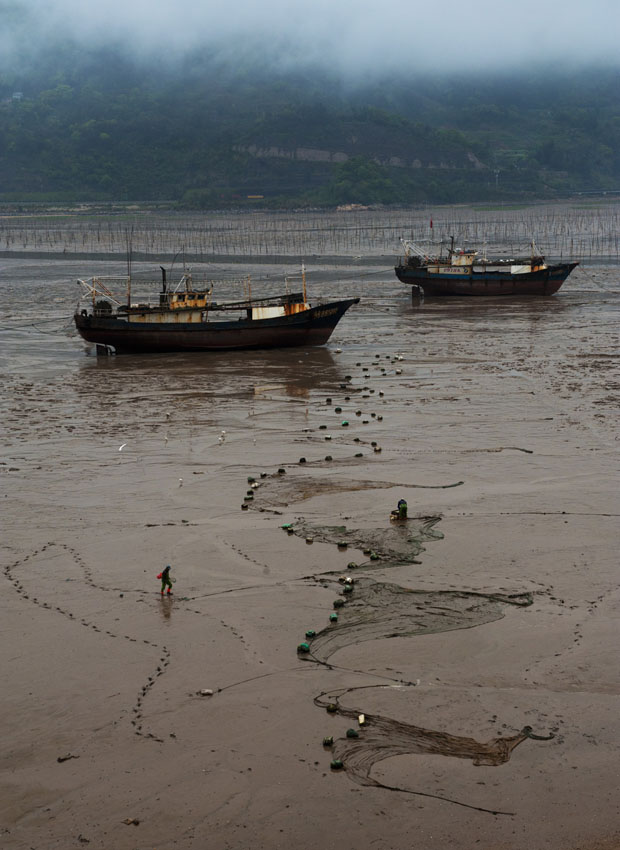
{"left": 3, "top": 542, "right": 171, "bottom": 743}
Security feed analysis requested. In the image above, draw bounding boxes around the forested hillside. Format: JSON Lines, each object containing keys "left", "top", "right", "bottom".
{"left": 1, "top": 45, "right": 618, "bottom": 207}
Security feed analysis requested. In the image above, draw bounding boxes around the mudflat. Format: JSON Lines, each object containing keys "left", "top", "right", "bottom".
{"left": 1, "top": 250, "right": 619, "bottom": 850}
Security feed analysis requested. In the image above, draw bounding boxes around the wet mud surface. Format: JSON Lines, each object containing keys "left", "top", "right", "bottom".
{"left": 1, "top": 227, "right": 619, "bottom": 850}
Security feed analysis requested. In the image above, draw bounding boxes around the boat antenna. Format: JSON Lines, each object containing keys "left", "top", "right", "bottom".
{"left": 301, "top": 260, "right": 307, "bottom": 303}
{"left": 169, "top": 249, "right": 181, "bottom": 273}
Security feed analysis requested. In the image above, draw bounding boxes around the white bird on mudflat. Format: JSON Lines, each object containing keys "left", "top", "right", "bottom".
{"left": 118, "top": 443, "right": 127, "bottom": 452}
{"left": 178, "top": 478, "right": 183, "bottom": 487}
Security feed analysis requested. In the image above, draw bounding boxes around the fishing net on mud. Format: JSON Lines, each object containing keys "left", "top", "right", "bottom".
{"left": 291, "top": 517, "right": 443, "bottom": 567}
{"left": 315, "top": 685, "right": 553, "bottom": 815}
{"left": 305, "top": 576, "right": 533, "bottom": 664}
{"left": 252, "top": 472, "right": 462, "bottom": 512}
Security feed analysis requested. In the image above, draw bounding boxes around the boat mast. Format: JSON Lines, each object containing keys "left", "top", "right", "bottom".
{"left": 125, "top": 226, "right": 133, "bottom": 308}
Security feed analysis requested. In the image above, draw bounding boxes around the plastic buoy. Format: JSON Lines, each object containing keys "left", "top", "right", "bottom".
{"left": 341, "top": 421, "right": 349, "bottom": 427}
{"left": 281, "top": 523, "right": 293, "bottom": 529}
{"left": 278, "top": 468, "right": 286, "bottom": 474}
{"left": 323, "top": 736, "right": 334, "bottom": 747}
{"left": 355, "top": 410, "right": 362, "bottom": 416}
{"left": 326, "top": 703, "right": 338, "bottom": 713}
{"left": 371, "top": 441, "right": 377, "bottom": 447}
{"left": 346, "top": 728, "right": 359, "bottom": 738}
{"left": 241, "top": 503, "right": 249, "bottom": 510}
{"left": 299, "top": 457, "right": 306, "bottom": 464}
{"left": 343, "top": 584, "right": 353, "bottom": 594}
{"left": 345, "top": 375, "right": 352, "bottom": 381}
{"left": 373, "top": 446, "right": 382, "bottom": 453}
{"left": 354, "top": 437, "right": 360, "bottom": 442}
{"left": 325, "top": 455, "right": 332, "bottom": 461}
{"left": 329, "top": 613, "right": 339, "bottom": 622}
{"left": 377, "top": 415, "right": 383, "bottom": 421}
{"left": 334, "top": 406, "right": 342, "bottom": 413}
{"left": 247, "top": 476, "right": 255, "bottom": 484}
{"left": 319, "top": 424, "right": 327, "bottom": 430}
{"left": 297, "top": 642, "right": 310, "bottom": 654}
{"left": 370, "top": 552, "right": 379, "bottom": 561}
{"left": 306, "top": 537, "right": 314, "bottom": 544}
{"left": 333, "top": 599, "right": 345, "bottom": 609}
{"left": 358, "top": 714, "right": 366, "bottom": 726}
{"left": 330, "top": 760, "right": 344, "bottom": 770}
{"left": 326, "top": 398, "right": 332, "bottom": 404}
{"left": 247, "top": 489, "right": 254, "bottom": 495}
{"left": 355, "top": 452, "right": 363, "bottom": 457}
{"left": 347, "top": 562, "right": 358, "bottom": 569}
{"left": 260, "top": 472, "right": 267, "bottom": 478}
{"left": 325, "top": 435, "right": 332, "bottom": 440}
{"left": 305, "top": 629, "right": 316, "bottom": 639}
{"left": 337, "top": 541, "right": 347, "bottom": 549}
{"left": 244, "top": 494, "right": 253, "bottom": 501}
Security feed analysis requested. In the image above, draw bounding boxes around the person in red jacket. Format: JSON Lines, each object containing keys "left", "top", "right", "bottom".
{"left": 157, "top": 565, "right": 173, "bottom": 595}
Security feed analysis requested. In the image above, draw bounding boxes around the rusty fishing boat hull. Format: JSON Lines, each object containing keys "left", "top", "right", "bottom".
{"left": 394, "top": 260, "right": 579, "bottom": 296}
{"left": 74, "top": 298, "right": 359, "bottom": 353}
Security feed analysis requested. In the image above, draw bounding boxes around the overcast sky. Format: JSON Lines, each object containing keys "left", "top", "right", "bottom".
{"left": 3, "top": 0, "right": 620, "bottom": 75}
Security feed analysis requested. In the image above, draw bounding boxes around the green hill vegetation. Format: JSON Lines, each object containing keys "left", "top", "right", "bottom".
{"left": 1, "top": 46, "right": 618, "bottom": 207}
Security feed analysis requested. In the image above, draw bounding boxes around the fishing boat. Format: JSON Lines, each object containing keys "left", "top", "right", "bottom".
{"left": 395, "top": 238, "right": 578, "bottom": 296}
{"left": 74, "top": 268, "right": 359, "bottom": 354}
